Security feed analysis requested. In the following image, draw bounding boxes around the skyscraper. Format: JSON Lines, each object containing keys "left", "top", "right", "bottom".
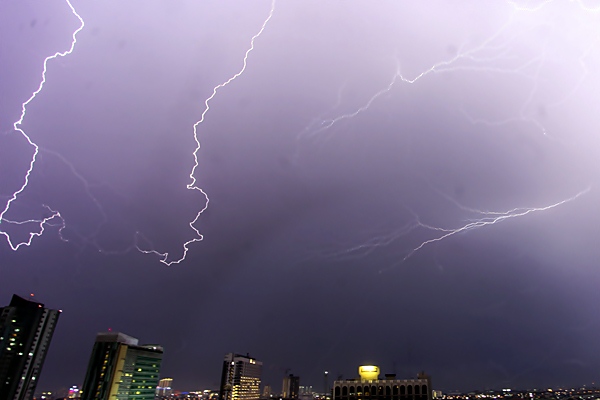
{"left": 219, "top": 353, "right": 262, "bottom": 400}
{"left": 282, "top": 374, "right": 299, "bottom": 399}
{"left": 0, "top": 294, "right": 61, "bottom": 400}
{"left": 80, "top": 332, "right": 163, "bottom": 400}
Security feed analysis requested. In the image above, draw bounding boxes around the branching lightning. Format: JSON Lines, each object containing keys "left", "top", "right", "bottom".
{"left": 4, "top": 0, "right": 596, "bottom": 267}
{"left": 301, "top": 73, "right": 400, "bottom": 141}
{"left": 0, "top": 0, "right": 84, "bottom": 251}
{"left": 300, "top": 0, "right": 596, "bottom": 266}
{"left": 402, "top": 186, "right": 591, "bottom": 262}
{"left": 135, "top": 0, "right": 277, "bottom": 265}
{"left": 299, "top": 0, "right": 598, "bottom": 142}
{"left": 330, "top": 187, "right": 591, "bottom": 267}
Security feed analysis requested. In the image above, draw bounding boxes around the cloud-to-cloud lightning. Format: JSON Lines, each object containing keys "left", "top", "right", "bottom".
{"left": 328, "top": 187, "right": 591, "bottom": 268}
{"left": 0, "top": 0, "right": 84, "bottom": 251}
{"left": 403, "top": 187, "right": 591, "bottom": 262}
{"left": 135, "top": 0, "right": 277, "bottom": 265}
{"left": 299, "top": 0, "right": 598, "bottom": 142}
{"left": 3, "top": 0, "right": 594, "bottom": 267}
{"left": 300, "top": 0, "right": 595, "bottom": 266}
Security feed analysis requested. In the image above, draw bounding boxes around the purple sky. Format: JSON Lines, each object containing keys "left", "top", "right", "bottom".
{"left": 2, "top": 0, "right": 600, "bottom": 394}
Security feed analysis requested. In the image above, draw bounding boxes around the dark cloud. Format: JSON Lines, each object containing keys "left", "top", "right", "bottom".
{"left": 2, "top": 0, "right": 600, "bottom": 394}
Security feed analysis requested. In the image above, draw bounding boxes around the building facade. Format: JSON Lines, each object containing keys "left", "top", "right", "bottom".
{"left": 0, "top": 294, "right": 61, "bottom": 400}
{"left": 80, "top": 332, "right": 163, "bottom": 400}
{"left": 333, "top": 367, "right": 431, "bottom": 400}
{"left": 219, "top": 353, "right": 262, "bottom": 400}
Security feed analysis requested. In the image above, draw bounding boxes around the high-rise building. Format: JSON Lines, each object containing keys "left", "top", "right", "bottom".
{"left": 282, "top": 374, "right": 299, "bottom": 399}
{"left": 80, "top": 332, "right": 163, "bottom": 400}
{"left": 219, "top": 353, "right": 262, "bottom": 400}
{"left": 332, "top": 366, "right": 432, "bottom": 400}
{"left": 0, "top": 294, "right": 61, "bottom": 400}
{"left": 156, "top": 377, "right": 174, "bottom": 398}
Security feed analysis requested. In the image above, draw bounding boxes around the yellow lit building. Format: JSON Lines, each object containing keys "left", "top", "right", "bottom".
{"left": 333, "top": 366, "right": 431, "bottom": 400}
{"left": 219, "top": 353, "right": 262, "bottom": 400}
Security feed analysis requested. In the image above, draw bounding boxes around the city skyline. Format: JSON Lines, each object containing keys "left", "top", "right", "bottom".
{"left": 3, "top": 0, "right": 600, "bottom": 395}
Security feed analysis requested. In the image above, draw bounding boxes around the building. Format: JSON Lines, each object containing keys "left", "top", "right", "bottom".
{"left": 282, "top": 374, "right": 300, "bottom": 399}
{"left": 298, "top": 386, "right": 313, "bottom": 400}
{"left": 0, "top": 294, "right": 61, "bottom": 400}
{"left": 262, "top": 384, "right": 272, "bottom": 398}
{"left": 299, "top": 386, "right": 313, "bottom": 395}
{"left": 332, "top": 366, "right": 431, "bottom": 400}
{"left": 80, "top": 332, "right": 163, "bottom": 400}
{"left": 156, "top": 377, "right": 174, "bottom": 398}
{"left": 219, "top": 353, "right": 262, "bottom": 400}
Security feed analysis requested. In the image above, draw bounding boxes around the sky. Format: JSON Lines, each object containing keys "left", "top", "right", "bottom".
{"left": 2, "top": 0, "right": 600, "bottom": 394}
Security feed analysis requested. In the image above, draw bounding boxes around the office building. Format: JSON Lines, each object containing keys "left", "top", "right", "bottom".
{"left": 332, "top": 366, "right": 431, "bottom": 400}
{"left": 80, "top": 332, "right": 163, "bottom": 400}
{"left": 219, "top": 353, "right": 262, "bottom": 400}
{"left": 282, "top": 374, "right": 299, "bottom": 399}
{"left": 0, "top": 294, "right": 61, "bottom": 400}
{"left": 156, "top": 377, "right": 174, "bottom": 397}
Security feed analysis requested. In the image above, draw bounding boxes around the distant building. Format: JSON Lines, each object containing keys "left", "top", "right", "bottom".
{"left": 299, "top": 386, "right": 313, "bottom": 395}
{"left": 80, "top": 332, "right": 163, "bottom": 400}
{"left": 156, "top": 377, "right": 174, "bottom": 397}
{"left": 0, "top": 294, "right": 61, "bottom": 400}
{"left": 262, "top": 384, "right": 272, "bottom": 398}
{"left": 282, "top": 374, "right": 300, "bottom": 399}
{"left": 219, "top": 353, "right": 262, "bottom": 400}
{"left": 332, "top": 366, "right": 431, "bottom": 400}
{"left": 298, "top": 386, "right": 313, "bottom": 400}
{"left": 68, "top": 385, "right": 81, "bottom": 398}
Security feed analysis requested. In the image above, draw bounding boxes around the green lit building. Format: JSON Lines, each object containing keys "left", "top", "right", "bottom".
{"left": 81, "top": 332, "right": 163, "bottom": 400}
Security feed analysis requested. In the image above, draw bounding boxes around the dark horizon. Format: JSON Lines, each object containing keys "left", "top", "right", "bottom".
{"left": 2, "top": 0, "right": 600, "bottom": 395}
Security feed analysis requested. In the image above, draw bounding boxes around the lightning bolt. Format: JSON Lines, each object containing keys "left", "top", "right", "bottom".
{"left": 299, "top": 0, "right": 599, "bottom": 141}
{"left": 0, "top": 0, "right": 84, "bottom": 251}
{"left": 1, "top": 205, "right": 66, "bottom": 246}
{"left": 329, "top": 187, "right": 591, "bottom": 269}
{"left": 403, "top": 186, "right": 591, "bottom": 262}
{"left": 302, "top": 72, "right": 400, "bottom": 141}
{"left": 296, "top": 19, "right": 517, "bottom": 139}
{"left": 38, "top": 148, "right": 119, "bottom": 254}
{"left": 136, "top": 0, "right": 277, "bottom": 265}
{"left": 296, "top": 0, "right": 596, "bottom": 268}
